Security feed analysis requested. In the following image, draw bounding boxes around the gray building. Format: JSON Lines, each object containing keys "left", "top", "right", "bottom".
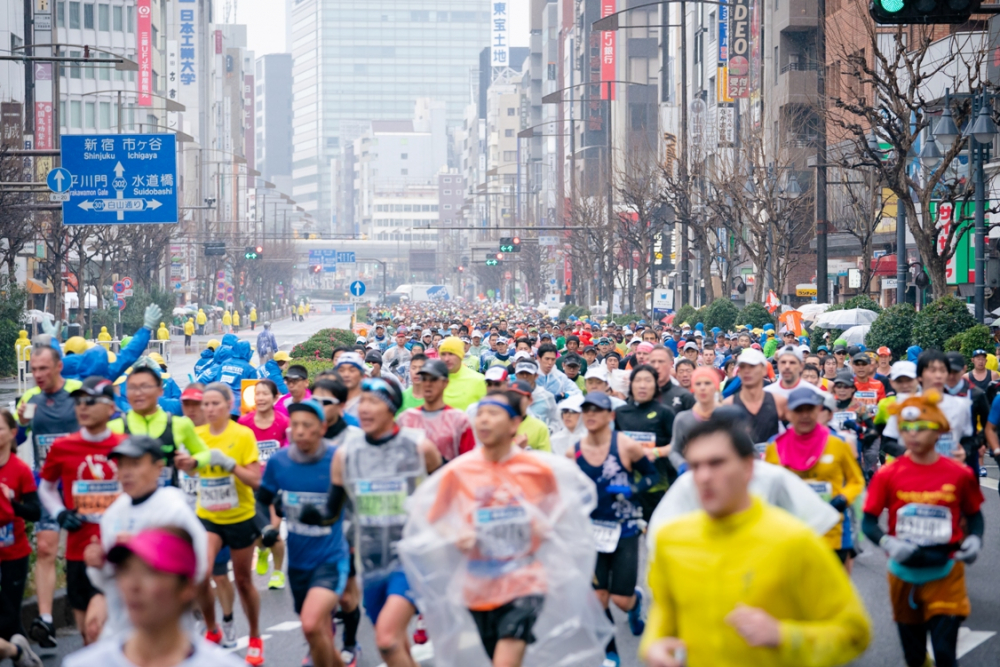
{"left": 255, "top": 53, "right": 293, "bottom": 193}
{"left": 288, "top": 0, "right": 491, "bottom": 233}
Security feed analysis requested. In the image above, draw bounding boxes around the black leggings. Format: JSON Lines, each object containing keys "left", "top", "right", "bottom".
{"left": 898, "top": 615, "right": 963, "bottom": 667}
{"left": 0, "top": 557, "right": 29, "bottom": 640}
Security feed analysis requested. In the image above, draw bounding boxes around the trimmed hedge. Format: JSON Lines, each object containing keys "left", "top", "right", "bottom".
{"left": 290, "top": 328, "right": 358, "bottom": 359}
{"left": 911, "top": 295, "right": 977, "bottom": 352}
{"left": 865, "top": 304, "right": 917, "bottom": 360}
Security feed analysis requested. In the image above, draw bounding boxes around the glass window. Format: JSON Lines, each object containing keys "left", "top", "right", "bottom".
{"left": 400, "top": 153, "right": 408, "bottom": 159}
{"left": 69, "top": 50, "right": 81, "bottom": 78}
{"left": 113, "top": 4, "right": 122, "bottom": 30}
{"left": 126, "top": 5, "right": 133, "bottom": 32}
{"left": 507, "top": 108, "right": 515, "bottom": 116}
{"left": 84, "top": 3, "right": 94, "bottom": 28}
{"left": 85, "top": 58, "right": 95, "bottom": 78}
{"left": 99, "top": 101, "right": 111, "bottom": 129}
{"left": 98, "top": 4, "right": 109, "bottom": 30}
{"left": 85, "top": 102, "right": 95, "bottom": 128}
{"left": 505, "top": 129, "right": 514, "bottom": 137}
{"left": 60, "top": 101, "right": 66, "bottom": 127}
{"left": 57, "top": 1, "right": 66, "bottom": 27}
{"left": 70, "top": 101, "right": 82, "bottom": 128}
{"left": 99, "top": 53, "right": 110, "bottom": 80}
{"left": 69, "top": 2, "right": 80, "bottom": 28}
{"left": 443, "top": 190, "right": 451, "bottom": 195}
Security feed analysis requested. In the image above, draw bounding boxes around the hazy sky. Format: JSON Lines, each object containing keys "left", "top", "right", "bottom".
{"left": 236, "top": 0, "right": 530, "bottom": 58}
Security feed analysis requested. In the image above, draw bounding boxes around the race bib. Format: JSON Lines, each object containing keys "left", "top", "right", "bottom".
{"left": 72, "top": 480, "right": 122, "bottom": 522}
{"left": 754, "top": 442, "right": 769, "bottom": 459}
{"left": 178, "top": 472, "right": 199, "bottom": 507}
{"left": 198, "top": 476, "right": 239, "bottom": 512}
{"left": 832, "top": 412, "right": 855, "bottom": 430}
{"left": 354, "top": 479, "right": 408, "bottom": 527}
{"left": 591, "top": 520, "right": 622, "bottom": 553}
{"left": 806, "top": 481, "right": 833, "bottom": 502}
{"left": 474, "top": 504, "right": 532, "bottom": 561}
{"left": 34, "top": 433, "right": 67, "bottom": 469}
{"left": 0, "top": 523, "right": 15, "bottom": 548}
{"left": 283, "top": 491, "right": 333, "bottom": 536}
{"left": 622, "top": 431, "right": 656, "bottom": 448}
{"left": 257, "top": 440, "right": 280, "bottom": 463}
{"left": 896, "top": 503, "right": 953, "bottom": 546}
{"left": 935, "top": 432, "right": 956, "bottom": 456}
{"left": 855, "top": 390, "right": 878, "bottom": 404}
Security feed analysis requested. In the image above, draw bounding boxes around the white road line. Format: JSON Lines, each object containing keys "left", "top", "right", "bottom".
{"left": 981, "top": 477, "right": 998, "bottom": 490}
{"left": 265, "top": 621, "right": 303, "bottom": 632}
{"left": 929, "top": 628, "right": 996, "bottom": 659}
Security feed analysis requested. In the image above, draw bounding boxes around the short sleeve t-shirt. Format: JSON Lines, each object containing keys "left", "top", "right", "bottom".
{"left": 0, "top": 453, "right": 36, "bottom": 560}
{"left": 237, "top": 411, "right": 289, "bottom": 464}
{"left": 397, "top": 406, "right": 475, "bottom": 461}
{"left": 864, "top": 454, "right": 983, "bottom": 548}
{"left": 22, "top": 384, "right": 80, "bottom": 471}
{"left": 40, "top": 431, "right": 125, "bottom": 560}
{"left": 194, "top": 422, "right": 260, "bottom": 524}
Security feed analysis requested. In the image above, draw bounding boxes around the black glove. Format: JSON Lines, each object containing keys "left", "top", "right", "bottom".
{"left": 299, "top": 503, "right": 323, "bottom": 526}
{"left": 56, "top": 509, "right": 84, "bottom": 531}
{"left": 260, "top": 527, "right": 280, "bottom": 548}
{"left": 830, "top": 495, "right": 849, "bottom": 512}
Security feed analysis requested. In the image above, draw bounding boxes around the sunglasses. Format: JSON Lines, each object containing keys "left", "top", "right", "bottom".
{"left": 314, "top": 397, "right": 340, "bottom": 406}
{"left": 74, "top": 396, "right": 113, "bottom": 407}
{"left": 834, "top": 351, "right": 846, "bottom": 355}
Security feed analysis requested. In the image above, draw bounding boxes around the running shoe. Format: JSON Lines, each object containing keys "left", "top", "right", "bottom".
{"left": 341, "top": 646, "right": 359, "bottom": 667}
{"left": 412, "top": 615, "right": 428, "bottom": 645}
{"left": 222, "top": 617, "right": 239, "bottom": 649}
{"left": 11, "top": 634, "right": 42, "bottom": 667}
{"left": 628, "top": 588, "right": 645, "bottom": 636}
{"left": 204, "top": 627, "right": 223, "bottom": 645}
{"left": 602, "top": 652, "right": 621, "bottom": 667}
{"left": 246, "top": 636, "right": 264, "bottom": 666}
{"left": 268, "top": 571, "right": 286, "bottom": 590}
{"left": 979, "top": 466, "right": 988, "bottom": 478}
{"left": 27, "top": 617, "right": 56, "bottom": 650}
{"left": 256, "top": 547, "right": 270, "bottom": 575}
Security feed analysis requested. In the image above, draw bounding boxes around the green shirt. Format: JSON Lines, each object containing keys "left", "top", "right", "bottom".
{"left": 397, "top": 387, "right": 425, "bottom": 415}
{"left": 110, "top": 409, "right": 211, "bottom": 467}
{"left": 517, "top": 415, "right": 552, "bottom": 452}
{"left": 443, "top": 365, "right": 487, "bottom": 411}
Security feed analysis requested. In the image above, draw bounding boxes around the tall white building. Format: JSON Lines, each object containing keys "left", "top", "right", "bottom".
{"left": 254, "top": 53, "right": 292, "bottom": 193}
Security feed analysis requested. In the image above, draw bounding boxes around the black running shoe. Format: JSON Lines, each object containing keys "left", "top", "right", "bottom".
{"left": 28, "top": 617, "right": 56, "bottom": 650}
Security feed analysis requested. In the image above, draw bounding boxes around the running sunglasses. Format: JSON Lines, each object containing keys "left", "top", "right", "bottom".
{"left": 361, "top": 377, "right": 393, "bottom": 393}
{"left": 74, "top": 396, "right": 114, "bottom": 407}
{"left": 314, "top": 396, "right": 340, "bottom": 406}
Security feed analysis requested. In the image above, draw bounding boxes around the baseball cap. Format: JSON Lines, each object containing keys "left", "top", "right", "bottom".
{"left": 833, "top": 345, "right": 848, "bottom": 353}
{"left": 851, "top": 352, "right": 870, "bottom": 364}
{"left": 581, "top": 392, "right": 612, "bottom": 411}
{"left": 284, "top": 364, "right": 309, "bottom": 380}
{"left": 562, "top": 354, "right": 582, "bottom": 367}
{"left": 737, "top": 348, "right": 767, "bottom": 366}
{"left": 418, "top": 359, "right": 450, "bottom": 380}
{"left": 877, "top": 346, "right": 892, "bottom": 356}
{"left": 180, "top": 386, "right": 204, "bottom": 402}
{"left": 558, "top": 395, "right": 584, "bottom": 413}
{"left": 107, "top": 528, "right": 198, "bottom": 581}
{"left": 682, "top": 341, "right": 700, "bottom": 351}
{"left": 890, "top": 360, "right": 918, "bottom": 380}
{"left": 973, "top": 348, "right": 988, "bottom": 357}
{"left": 70, "top": 376, "right": 116, "bottom": 400}
{"left": 776, "top": 345, "right": 803, "bottom": 362}
{"left": 335, "top": 352, "right": 366, "bottom": 371}
{"left": 509, "top": 379, "right": 534, "bottom": 396}
{"left": 287, "top": 399, "right": 327, "bottom": 423}
{"left": 110, "top": 435, "right": 165, "bottom": 461}
{"left": 787, "top": 386, "right": 825, "bottom": 411}
{"left": 514, "top": 360, "right": 539, "bottom": 375}
{"left": 945, "top": 351, "right": 966, "bottom": 373}
{"left": 364, "top": 350, "right": 383, "bottom": 364}
{"left": 484, "top": 366, "right": 508, "bottom": 382}
{"left": 584, "top": 366, "right": 609, "bottom": 382}
{"left": 833, "top": 369, "right": 855, "bottom": 386}
{"left": 273, "top": 351, "right": 291, "bottom": 362}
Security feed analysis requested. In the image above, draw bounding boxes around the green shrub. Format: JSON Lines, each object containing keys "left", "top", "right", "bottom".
{"left": 0, "top": 277, "right": 26, "bottom": 377}
{"left": 738, "top": 302, "right": 773, "bottom": 329}
{"left": 702, "top": 299, "right": 740, "bottom": 333}
{"left": 943, "top": 324, "right": 993, "bottom": 369}
{"left": 674, "top": 304, "right": 701, "bottom": 328}
{"left": 865, "top": 304, "right": 917, "bottom": 360}
{"left": 290, "top": 328, "right": 359, "bottom": 359}
{"left": 911, "top": 295, "right": 977, "bottom": 351}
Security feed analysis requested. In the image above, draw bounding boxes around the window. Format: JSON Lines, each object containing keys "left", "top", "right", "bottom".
{"left": 443, "top": 204, "right": 452, "bottom": 210}
{"left": 98, "top": 4, "right": 109, "bottom": 30}
{"left": 57, "top": 1, "right": 66, "bottom": 26}
{"left": 400, "top": 153, "right": 408, "bottom": 159}
{"left": 85, "top": 102, "right": 95, "bottom": 128}
{"left": 443, "top": 190, "right": 451, "bottom": 195}
{"left": 84, "top": 3, "right": 94, "bottom": 28}
{"left": 503, "top": 150, "right": 516, "bottom": 161}
{"left": 127, "top": 5, "right": 133, "bottom": 32}
{"left": 69, "top": 2, "right": 80, "bottom": 28}
{"left": 401, "top": 168, "right": 408, "bottom": 175}
{"left": 70, "top": 100, "right": 82, "bottom": 128}
{"left": 507, "top": 108, "right": 515, "bottom": 116}
{"left": 69, "top": 50, "right": 81, "bottom": 78}
{"left": 505, "top": 129, "right": 514, "bottom": 137}
{"left": 98, "top": 52, "right": 110, "bottom": 80}
{"left": 709, "top": 12, "right": 716, "bottom": 41}
{"left": 775, "top": 46, "right": 779, "bottom": 79}
{"left": 99, "top": 101, "right": 111, "bottom": 129}
{"left": 113, "top": 4, "right": 122, "bottom": 30}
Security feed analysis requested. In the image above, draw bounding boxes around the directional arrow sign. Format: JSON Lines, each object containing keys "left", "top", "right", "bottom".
{"left": 349, "top": 280, "right": 366, "bottom": 297}
{"left": 47, "top": 167, "right": 72, "bottom": 193}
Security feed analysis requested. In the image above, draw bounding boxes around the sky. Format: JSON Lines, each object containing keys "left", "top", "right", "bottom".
{"left": 236, "top": 0, "right": 530, "bottom": 58}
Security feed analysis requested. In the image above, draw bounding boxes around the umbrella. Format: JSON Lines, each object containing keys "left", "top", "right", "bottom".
{"left": 796, "top": 303, "right": 831, "bottom": 321}
{"left": 840, "top": 324, "right": 871, "bottom": 345}
{"left": 23, "top": 309, "right": 49, "bottom": 323}
{"left": 172, "top": 307, "right": 190, "bottom": 316}
{"left": 812, "top": 308, "right": 879, "bottom": 329}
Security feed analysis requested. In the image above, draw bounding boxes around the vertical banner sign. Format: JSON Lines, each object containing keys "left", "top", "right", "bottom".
{"left": 728, "top": 0, "right": 750, "bottom": 98}
{"left": 244, "top": 75, "right": 255, "bottom": 174}
{"left": 491, "top": 2, "right": 508, "bottom": 66}
{"left": 1, "top": 103, "right": 23, "bottom": 148}
{"left": 137, "top": 0, "right": 152, "bottom": 106}
{"left": 178, "top": 1, "right": 198, "bottom": 87}
{"left": 215, "top": 30, "right": 223, "bottom": 55}
{"left": 601, "top": 0, "right": 616, "bottom": 100}
{"left": 34, "top": 63, "right": 53, "bottom": 149}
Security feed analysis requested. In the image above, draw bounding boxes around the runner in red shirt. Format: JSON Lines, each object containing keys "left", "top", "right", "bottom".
{"left": 397, "top": 359, "right": 475, "bottom": 461}
{"left": 38, "top": 377, "right": 125, "bottom": 646}
{"left": 863, "top": 392, "right": 984, "bottom": 667}
{"left": 851, "top": 353, "right": 886, "bottom": 414}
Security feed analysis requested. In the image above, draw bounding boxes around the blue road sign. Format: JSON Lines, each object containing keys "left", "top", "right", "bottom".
{"left": 60, "top": 134, "right": 178, "bottom": 225}
{"left": 336, "top": 251, "right": 356, "bottom": 264}
{"left": 47, "top": 167, "right": 72, "bottom": 193}
{"left": 308, "top": 250, "right": 351, "bottom": 272}
{"left": 350, "top": 281, "right": 366, "bottom": 297}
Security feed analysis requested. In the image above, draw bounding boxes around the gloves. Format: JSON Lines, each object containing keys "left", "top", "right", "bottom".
{"left": 40, "top": 315, "right": 57, "bottom": 337}
{"left": 143, "top": 304, "right": 163, "bottom": 330}
{"left": 830, "top": 495, "right": 849, "bottom": 512}
{"left": 56, "top": 509, "right": 84, "bottom": 531}
{"left": 260, "top": 527, "right": 280, "bottom": 548}
{"left": 954, "top": 535, "right": 982, "bottom": 564}
{"left": 880, "top": 535, "right": 919, "bottom": 564}
{"left": 299, "top": 504, "right": 323, "bottom": 526}
{"left": 606, "top": 484, "right": 634, "bottom": 499}
{"left": 208, "top": 449, "right": 236, "bottom": 472}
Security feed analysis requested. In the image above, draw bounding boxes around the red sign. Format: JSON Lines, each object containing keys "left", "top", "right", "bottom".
{"left": 564, "top": 252, "right": 573, "bottom": 294}
{"left": 215, "top": 30, "right": 223, "bottom": 54}
{"left": 34, "top": 102, "right": 52, "bottom": 149}
{"left": 600, "top": 0, "right": 616, "bottom": 100}
{"left": 137, "top": 0, "right": 152, "bottom": 106}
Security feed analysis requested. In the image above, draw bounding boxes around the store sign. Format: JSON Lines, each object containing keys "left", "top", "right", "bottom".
{"left": 728, "top": 0, "right": 750, "bottom": 98}
{"left": 795, "top": 284, "right": 817, "bottom": 297}
{"left": 137, "top": 0, "right": 152, "bottom": 106}
{"left": 601, "top": 0, "right": 616, "bottom": 100}
{"left": 491, "top": 2, "right": 508, "bottom": 66}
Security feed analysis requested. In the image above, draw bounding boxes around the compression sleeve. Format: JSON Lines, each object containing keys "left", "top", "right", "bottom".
{"left": 11, "top": 491, "right": 41, "bottom": 522}
{"left": 326, "top": 484, "right": 347, "bottom": 522}
{"left": 861, "top": 512, "right": 885, "bottom": 546}
{"left": 38, "top": 479, "right": 66, "bottom": 517}
{"left": 177, "top": 418, "right": 211, "bottom": 467}
{"left": 632, "top": 454, "right": 661, "bottom": 494}
{"left": 255, "top": 486, "right": 276, "bottom": 507}
{"left": 966, "top": 510, "right": 984, "bottom": 539}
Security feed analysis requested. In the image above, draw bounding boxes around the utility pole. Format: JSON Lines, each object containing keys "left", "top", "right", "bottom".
{"left": 815, "top": 0, "right": 829, "bottom": 303}
{"left": 679, "top": 0, "right": 690, "bottom": 306}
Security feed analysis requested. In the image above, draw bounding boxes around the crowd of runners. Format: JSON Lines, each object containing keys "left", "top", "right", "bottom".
{"left": 4, "top": 300, "right": 998, "bottom": 667}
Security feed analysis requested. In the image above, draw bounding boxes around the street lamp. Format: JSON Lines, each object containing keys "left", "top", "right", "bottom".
{"left": 933, "top": 97, "right": 959, "bottom": 150}
{"left": 968, "top": 91, "right": 997, "bottom": 323}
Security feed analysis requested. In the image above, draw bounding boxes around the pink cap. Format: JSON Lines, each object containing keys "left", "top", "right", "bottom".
{"left": 637, "top": 342, "right": 655, "bottom": 353}
{"left": 107, "top": 528, "right": 197, "bottom": 580}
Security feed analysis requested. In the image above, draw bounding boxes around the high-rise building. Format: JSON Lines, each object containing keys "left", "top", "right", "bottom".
{"left": 288, "top": 1, "right": 491, "bottom": 233}
{"left": 254, "top": 53, "right": 293, "bottom": 192}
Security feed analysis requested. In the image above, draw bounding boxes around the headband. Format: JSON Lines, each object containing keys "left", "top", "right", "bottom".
{"left": 479, "top": 398, "right": 519, "bottom": 419}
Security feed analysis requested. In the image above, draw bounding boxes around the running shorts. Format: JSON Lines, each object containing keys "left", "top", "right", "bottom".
{"left": 470, "top": 595, "right": 545, "bottom": 660}
{"left": 593, "top": 534, "right": 640, "bottom": 596}
{"left": 66, "top": 560, "right": 101, "bottom": 612}
{"left": 361, "top": 569, "right": 416, "bottom": 624}
{"left": 200, "top": 517, "right": 260, "bottom": 551}
{"left": 289, "top": 557, "right": 350, "bottom": 614}
{"left": 888, "top": 562, "right": 970, "bottom": 624}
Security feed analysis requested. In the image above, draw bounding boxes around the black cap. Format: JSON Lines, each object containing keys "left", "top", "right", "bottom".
{"left": 847, "top": 345, "right": 862, "bottom": 358}
{"left": 945, "top": 351, "right": 966, "bottom": 373}
{"left": 70, "top": 376, "right": 116, "bottom": 400}
{"left": 364, "top": 350, "right": 383, "bottom": 364}
{"left": 833, "top": 369, "right": 855, "bottom": 386}
{"left": 418, "top": 359, "right": 450, "bottom": 380}
{"left": 562, "top": 353, "right": 582, "bottom": 367}
{"left": 509, "top": 379, "right": 534, "bottom": 396}
{"left": 851, "top": 352, "right": 870, "bottom": 364}
{"left": 284, "top": 364, "right": 309, "bottom": 380}
{"left": 833, "top": 345, "right": 848, "bottom": 353}
{"left": 581, "top": 392, "right": 612, "bottom": 411}
{"left": 110, "top": 435, "right": 165, "bottom": 461}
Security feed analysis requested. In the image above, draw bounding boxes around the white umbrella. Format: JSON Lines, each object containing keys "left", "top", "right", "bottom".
{"left": 172, "top": 307, "right": 189, "bottom": 316}
{"left": 23, "top": 309, "right": 49, "bottom": 323}
{"left": 840, "top": 324, "right": 871, "bottom": 346}
{"left": 812, "top": 308, "right": 879, "bottom": 329}
{"left": 797, "top": 303, "right": 831, "bottom": 321}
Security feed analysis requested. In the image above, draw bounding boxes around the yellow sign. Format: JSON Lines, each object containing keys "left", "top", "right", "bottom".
{"left": 796, "top": 286, "right": 818, "bottom": 297}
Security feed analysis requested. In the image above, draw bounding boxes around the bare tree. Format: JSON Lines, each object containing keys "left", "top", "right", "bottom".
{"left": 566, "top": 193, "right": 615, "bottom": 307}
{"left": 615, "top": 141, "right": 662, "bottom": 313}
{"left": 828, "top": 161, "right": 891, "bottom": 293}
{"left": 0, "top": 144, "right": 34, "bottom": 282}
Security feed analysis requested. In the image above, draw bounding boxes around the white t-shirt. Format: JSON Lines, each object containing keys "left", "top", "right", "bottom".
{"left": 764, "top": 377, "right": 829, "bottom": 401}
{"left": 881, "top": 391, "right": 974, "bottom": 447}
{"left": 89, "top": 486, "right": 209, "bottom": 641}
{"left": 64, "top": 636, "right": 245, "bottom": 667}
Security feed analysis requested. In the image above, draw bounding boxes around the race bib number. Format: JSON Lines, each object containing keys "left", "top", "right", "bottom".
{"left": 257, "top": 440, "right": 280, "bottom": 463}
{"left": 855, "top": 390, "right": 878, "bottom": 404}
{"left": 178, "top": 472, "right": 199, "bottom": 507}
{"left": 34, "top": 433, "right": 67, "bottom": 469}
{"left": 622, "top": 431, "right": 656, "bottom": 448}
{"left": 806, "top": 481, "right": 833, "bottom": 502}
{"left": 354, "top": 479, "right": 408, "bottom": 527}
{"left": 754, "top": 442, "right": 769, "bottom": 459}
{"left": 283, "top": 491, "right": 333, "bottom": 536}
{"left": 935, "top": 432, "right": 956, "bottom": 456}
{"left": 0, "top": 523, "right": 14, "bottom": 548}
{"left": 72, "top": 480, "right": 122, "bottom": 522}
{"left": 896, "top": 503, "right": 953, "bottom": 546}
{"left": 832, "top": 412, "right": 855, "bottom": 430}
{"left": 591, "top": 520, "right": 622, "bottom": 553}
{"left": 198, "top": 476, "right": 239, "bottom": 513}
{"left": 474, "top": 504, "right": 532, "bottom": 561}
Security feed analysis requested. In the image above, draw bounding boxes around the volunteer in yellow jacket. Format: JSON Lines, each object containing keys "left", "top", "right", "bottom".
{"left": 174, "top": 382, "right": 266, "bottom": 666}
{"left": 438, "top": 336, "right": 486, "bottom": 410}
{"left": 765, "top": 387, "right": 865, "bottom": 569}
{"left": 641, "top": 415, "right": 870, "bottom": 667}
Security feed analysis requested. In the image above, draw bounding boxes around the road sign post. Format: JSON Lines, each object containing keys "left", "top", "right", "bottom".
{"left": 60, "top": 134, "right": 178, "bottom": 225}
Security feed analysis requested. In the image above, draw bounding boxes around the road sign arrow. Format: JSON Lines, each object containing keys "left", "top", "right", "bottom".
{"left": 145, "top": 199, "right": 162, "bottom": 210}
{"left": 78, "top": 200, "right": 94, "bottom": 210}
{"left": 53, "top": 171, "right": 64, "bottom": 190}
{"left": 113, "top": 161, "right": 125, "bottom": 178}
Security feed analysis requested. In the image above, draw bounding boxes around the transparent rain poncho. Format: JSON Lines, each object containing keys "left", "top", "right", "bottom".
{"left": 398, "top": 449, "right": 613, "bottom": 667}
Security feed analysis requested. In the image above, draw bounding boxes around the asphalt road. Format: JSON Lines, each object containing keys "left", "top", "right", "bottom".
{"left": 39, "top": 308, "right": 1000, "bottom": 666}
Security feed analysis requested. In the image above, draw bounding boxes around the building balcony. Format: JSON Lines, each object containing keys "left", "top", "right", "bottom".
{"left": 775, "top": 0, "right": 818, "bottom": 32}
{"left": 775, "top": 62, "right": 819, "bottom": 108}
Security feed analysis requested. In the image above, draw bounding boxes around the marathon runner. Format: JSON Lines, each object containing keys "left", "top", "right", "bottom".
{"left": 724, "top": 349, "right": 787, "bottom": 450}
{"left": 396, "top": 359, "right": 475, "bottom": 462}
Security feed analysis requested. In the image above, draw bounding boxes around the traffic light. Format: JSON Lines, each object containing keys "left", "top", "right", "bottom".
{"left": 311, "top": 265, "right": 322, "bottom": 273}
{"left": 870, "top": 0, "right": 978, "bottom": 23}
{"left": 499, "top": 237, "right": 513, "bottom": 253}
{"left": 485, "top": 256, "right": 500, "bottom": 266}
{"left": 244, "top": 246, "right": 261, "bottom": 260}
{"left": 512, "top": 236, "right": 521, "bottom": 252}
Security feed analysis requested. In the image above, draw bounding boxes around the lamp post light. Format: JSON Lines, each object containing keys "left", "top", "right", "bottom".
{"left": 968, "top": 92, "right": 997, "bottom": 323}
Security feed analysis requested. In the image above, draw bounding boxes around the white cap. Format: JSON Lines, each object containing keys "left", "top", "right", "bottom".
{"left": 776, "top": 345, "right": 803, "bottom": 362}
{"left": 584, "top": 366, "right": 609, "bottom": 382}
{"left": 511, "top": 350, "right": 533, "bottom": 362}
{"left": 737, "top": 348, "right": 768, "bottom": 366}
{"left": 682, "top": 341, "right": 700, "bottom": 351}
{"left": 797, "top": 344, "right": 812, "bottom": 356}
{"left": 694, "top": 330, "right": 704, "bottom": 337}
{"left": 630, "top": 336, "right": 642, "bottom": 345}
{"left": 514, "top": 361, "right": 539, "bottom": 375}
{"left": 890, "top": 360, "right": 918, "bottom": 380}
{"left": 558, "top": 394, "right": 584, "bottom": 413}
{"left": 421, "top": 329, "right": 432, "bottom": 337}
{"left": 472, "top": 330, "right": 483, "bottom": 339}
{"left": 484, "top": 366, "right": 508, "bottom": 381}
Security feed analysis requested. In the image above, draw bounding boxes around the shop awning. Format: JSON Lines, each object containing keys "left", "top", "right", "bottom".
{"left": 26, "top": 278, "right": 53, "bottom": 294}
{"left": 870, "top": 255, "right": 897, "bottom": 277}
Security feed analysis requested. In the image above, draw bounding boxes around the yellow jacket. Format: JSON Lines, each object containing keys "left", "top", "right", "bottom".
{"left": 156, "top": 324, "right": 170, "bottom": 341}
{"left": 222, "top": 311, "right": 232, "bottom": 326}
{"left": 764, "top": 433, "right": 865, "bottom": 550}
{"left": 196, "top": 309, "right": 207, "bottom": 325}
{"left": 249, "top": 308, "right": 257, "bottom": 322}
{"left": 97, "top": 326, "right": 112, "bottom": 342}
{"left": 232, "top": 311, "right": 241, "bottom": 326}
{"left": 184, "top": 319, "right": 195, "bottom": 335}
{"left": 297, "top": 304, "right": 306, "bottom": 315}
{"left": 14, "top": 331, "right": 30, "bottom": 360}
{"left": 641, "top": 498, "right": 871, "bottom": 667}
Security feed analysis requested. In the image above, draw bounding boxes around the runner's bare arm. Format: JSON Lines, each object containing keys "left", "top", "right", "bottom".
{"left": 420, "top": 438, "right": 443, "bottom": 473}
{"left": 233, "top": 460, "right": 262, "bottom": 491}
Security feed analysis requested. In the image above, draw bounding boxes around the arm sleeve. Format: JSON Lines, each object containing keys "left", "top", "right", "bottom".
{"left": 38, "top": 479, "right": 66, "bottom": 517}
{"left": 775, "top": 533, "right": 872, "bottom": 666}
{"left": 12, "top": 491, "right": 41, "bottom": 522}
{"left": 107, "top": 326, "right": 151, "bottom": 379}
{"left": 966, "top": 510, "right": 984, "bottom": 539}
{"left": 862, "top": 512, "right": 885, "bottom": 545}
{"left": 177, "top": 419, "right": 211, "bottom": 468}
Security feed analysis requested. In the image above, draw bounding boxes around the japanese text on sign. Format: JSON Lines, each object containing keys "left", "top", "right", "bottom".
{"left": 492, "top": 2, "right": 509, "bottom": 65}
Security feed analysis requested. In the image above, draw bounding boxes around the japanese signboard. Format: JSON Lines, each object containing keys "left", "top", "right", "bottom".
{"left": 601, "top": 0, "right": 616, "bottom": 100}
{"left": 492, "top": 2, "right": 509, "bottom": 66}
{"left": 137, "top": 0, "right": 152, "bottom": 106}
{"left": 728, "top": 0, "right": 750, "bottom": 98}
{"left": 1, "top": 103, "right": 23, "bottom": 148}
